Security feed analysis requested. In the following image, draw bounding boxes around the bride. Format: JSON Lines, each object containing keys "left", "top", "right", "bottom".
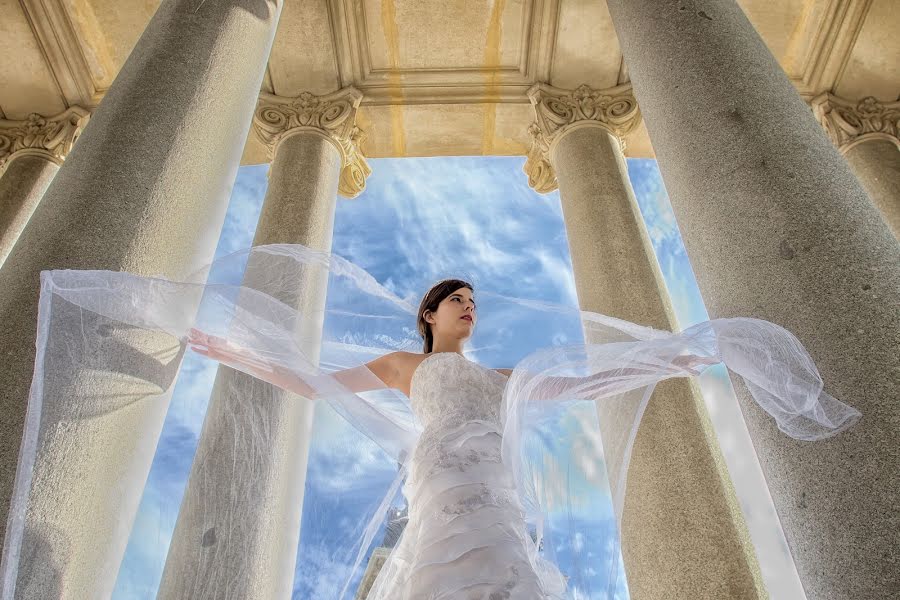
{"left": 193, "top": 280, "right": 570, "bottom": 598}
{"left": 1, "top": 243, "right": 859, "bottom": 599}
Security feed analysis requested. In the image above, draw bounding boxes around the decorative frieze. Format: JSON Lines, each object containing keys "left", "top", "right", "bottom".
{"left": 253, "top": 87, "right": 371, "bottom": 198}
{"left": 810, "top": 93, "right": 900, "bottom": 153}
{"left": 0, "top": 107, "right": 90, "bottom": 174}
{"left": 524, "top": 83, "right": 641, "bottom": 193}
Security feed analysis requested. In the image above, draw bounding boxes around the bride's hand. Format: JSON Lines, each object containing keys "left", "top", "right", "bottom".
{"left": 186, "top": 328, "right": 316, "bottom": 399}
{"left": 188, "top": 328, "right": 274, "bottom": 374}
{"left": 671, "top": 354, "right": 719, "bottom": 376}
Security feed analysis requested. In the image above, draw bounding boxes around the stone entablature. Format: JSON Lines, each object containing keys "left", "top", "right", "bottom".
{"left": 524, "top": 82, "right": 641, "bottom": 193}
{"left": 6, "top": 0, "right": 894, "bottom": 163}
{"left": 0, "top": 107, "right": 90, "bottom": 174}
{"left": 810, "top": 93, "right": 900, "bottom": 153}
{"left": 253, "top": 87, "right": 372, "bottom": 198}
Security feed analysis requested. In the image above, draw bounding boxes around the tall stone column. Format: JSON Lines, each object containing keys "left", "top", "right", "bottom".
{"left": 0, "top": 108, "right": 90, "bottom": 268}
{"left": 603, "top": 2, "right": 900, "bottom": 599}
{"left": 525, "top": 82, "right": 764, "bottom": 600}
{"left": 158, "top": 87, "right": 370, "bottom": 598}
{"left": 0, "top": 1, "right": 284, "bottom": 598}
{"left": 811, "top": 94, "right": 900, "bottom": 240}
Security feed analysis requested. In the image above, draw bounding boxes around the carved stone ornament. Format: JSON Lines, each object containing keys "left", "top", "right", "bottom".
{"left": 524, "top": 122, "right": 556, "bottom": 194}
{"left": 0, "top": 106, "right": 91, "bottom": 174}
{"left": 810, "top": 93, "right": 900, "bottom": 154}
{"left": 253, "top": 87, "right": 371, "bottom": 198}
{"left": 524, "top": 83, "right": 641, "bottom": 193}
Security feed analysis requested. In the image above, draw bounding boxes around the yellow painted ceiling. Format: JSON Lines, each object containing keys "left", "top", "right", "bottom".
{"left": 2, "top": 0, "right": 897, "bottom": 162}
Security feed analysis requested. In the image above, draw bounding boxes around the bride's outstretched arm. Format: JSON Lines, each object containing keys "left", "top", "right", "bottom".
{"left": 498, "top": 353, "right": 719, "bottom": 395}
{"left": 188, "top": 328, "right": 397, "bottom": 399}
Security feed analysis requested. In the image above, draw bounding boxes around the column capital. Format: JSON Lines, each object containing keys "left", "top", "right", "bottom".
{"left": 253, "top": 87, "right": 371, "bottom": 198}
{"left": 0, "top": 106, "right": 91, "bottom": 174}
{"left": 524, "top": 82, "right": 641, "bottom": 193}
{"left": 810, "top": 93, "right": 900, "bottom": 154}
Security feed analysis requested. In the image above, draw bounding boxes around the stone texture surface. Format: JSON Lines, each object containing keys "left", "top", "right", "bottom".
{"left": 553, "top": 124, "right": 764, "bottom": 600}
{"left": 0, "top": 107, "right": 90, "bottom": 268}
{"left": 158, "top": 132, "right": 340, "bottom": 599}
{"left": 810, "top": 93, "right": 900, "bottom": 240}
{"left": 844, "top": 139, "right": 900, "bottom": 240}
{"left": 254, "top": 88, "right": 370, "bottom": 198}
{"left": 0, "top": 0, "right": 283, "bottom": 597}
{"left": 0, "top": 154, "right": 58, "bottom": 268}
{"left": 604, "top": 1, "right": 900, "bottom": 598}
{"left": 524, "top": 82, "right": 640, "bottom": 193}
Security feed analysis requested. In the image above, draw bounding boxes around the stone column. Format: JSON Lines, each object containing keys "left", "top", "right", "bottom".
{"left": 603, "top": 2, "right": 900, "bottom": 599}
{"left": 811, "top": 94, "right": 900, "bottom": 240}
{"left": 525, "top": 82, "right": 764, "bottom": 600}
{"left": 0, "top": 1, "right": 284, "bottom": 598}
{"left": 158, "top": 87, "right": 370, "bottom": 598}
{"left": 0, "top": 108, "right": 90, "bottom": 268}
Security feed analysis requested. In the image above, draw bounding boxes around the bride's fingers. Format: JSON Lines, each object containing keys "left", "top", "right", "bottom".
{"left": 189, "top": 343, "right": 275, "bottom": 374}
{"left": 207, "top": 334, "right": 239, "bottom": 352}
{"left": 188, "top": 329, "right": 233, "bottom": 351}
{"left": 191, "top": 344, "right": 232, "bottom": 361}
{"left": 229, "top": 353, "right": 275, "bottom": 372}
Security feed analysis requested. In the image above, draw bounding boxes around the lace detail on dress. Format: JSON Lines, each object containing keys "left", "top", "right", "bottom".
{"left": 407, "top": 353, "right": 507, "bottom": 489}
{"left": 415, "top": 435, "right": 503, "bottom": 482}
{"left": 366, "top": 352, "right": 558, "bottom": 599}
{"left": 410, "top": 352, "right": 506, "bottom": 431}
{"left": 437, "top": 484, "right": 518, "bottom": 523}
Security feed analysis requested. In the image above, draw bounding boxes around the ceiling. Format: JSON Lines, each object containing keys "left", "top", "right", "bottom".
{"left": 2, "top": 0, "right": 897, "bottom": 163}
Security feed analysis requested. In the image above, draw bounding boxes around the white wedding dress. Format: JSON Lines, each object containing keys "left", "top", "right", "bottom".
{"left": 366, "top": 351, "right": 563, "bottom": 599}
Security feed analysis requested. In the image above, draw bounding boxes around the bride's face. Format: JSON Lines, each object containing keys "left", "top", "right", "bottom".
{"left": 431, "top": 287, "right": 476, "bottom": 337}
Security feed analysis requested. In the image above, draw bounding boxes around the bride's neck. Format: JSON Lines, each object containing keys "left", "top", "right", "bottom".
{"left": 430, "top": 338, "right": 466, "bottom": 355}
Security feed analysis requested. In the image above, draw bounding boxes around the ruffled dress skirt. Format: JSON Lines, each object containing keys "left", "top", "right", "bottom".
{"left": 365, "top": 420, "right": 565, "bottom": 600}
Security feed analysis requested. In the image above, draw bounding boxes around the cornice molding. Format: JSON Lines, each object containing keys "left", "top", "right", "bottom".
{"left": 791, "top": 0, "right": 874, "bottom": 99}
{"left": 12, "top": 0, "right": 876, "bottom": 115}
{"left": 327, "top": 0, "right": 560, "bottom": 105}
{"left": 0, "top": 106, "right": 91, "bottom": 174}
{"left": 524, "top": 82, "right": 641, "bottom": 193}
{"left": 253, "top": 87, "right": 371, "bottom": 198}
{"left": 19, "top": 0, "right": 102, "bottom": 108}
{"left": 810, "top": 93, "right": 900, "bottom": 153}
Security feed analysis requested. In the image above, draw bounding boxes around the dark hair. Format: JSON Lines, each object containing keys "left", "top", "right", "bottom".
{"left": 417, "top": 279, "right": 474, "bottom": 353}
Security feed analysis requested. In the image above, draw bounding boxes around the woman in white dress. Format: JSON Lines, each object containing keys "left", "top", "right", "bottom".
{"left": 190, "top": 278, "right": 719, "bottom": 599}
{"left": 193, "top": 280, "right": 557, "bottom": 598}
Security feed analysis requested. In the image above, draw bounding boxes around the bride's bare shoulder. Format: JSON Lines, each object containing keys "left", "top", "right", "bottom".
{"left": 364, "top": 351, "right": 425, "bottom": 391}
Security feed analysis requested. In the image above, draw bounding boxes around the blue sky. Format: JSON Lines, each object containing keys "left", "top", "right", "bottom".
{"left": 112, "top": 156, "right": 801, "bottom": 598}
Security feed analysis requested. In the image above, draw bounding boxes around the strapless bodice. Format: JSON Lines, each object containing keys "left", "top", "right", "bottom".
{"left": 409, "top": 352, "right": 508, "bottom": 431}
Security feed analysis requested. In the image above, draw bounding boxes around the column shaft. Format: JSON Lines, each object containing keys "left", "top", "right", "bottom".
{"left": 604, "top": 1, "right": 900, "bottom": 598}
{"left": 552, "top": 125, "right": 763, "bottom": 599}
{"left": 0, "top": 0, "right": 283, "bottom": 597}
{"left": 158, "top": 132, "right": 340, "bottom": 598}
{"left": 0, "top": 154, "right": 58, "bottom": 268}
{"left": 844, "top": 140, "right": 900, "bottom": 239}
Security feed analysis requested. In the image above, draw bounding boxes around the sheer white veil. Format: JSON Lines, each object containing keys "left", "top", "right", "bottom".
{"left": 0, "top": 243, "right": 860, "bottom": 598}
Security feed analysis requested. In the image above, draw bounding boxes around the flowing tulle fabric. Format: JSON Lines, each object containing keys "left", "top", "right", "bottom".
{"left": 0, "top": 243, "right": 860, "bottom": 599}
